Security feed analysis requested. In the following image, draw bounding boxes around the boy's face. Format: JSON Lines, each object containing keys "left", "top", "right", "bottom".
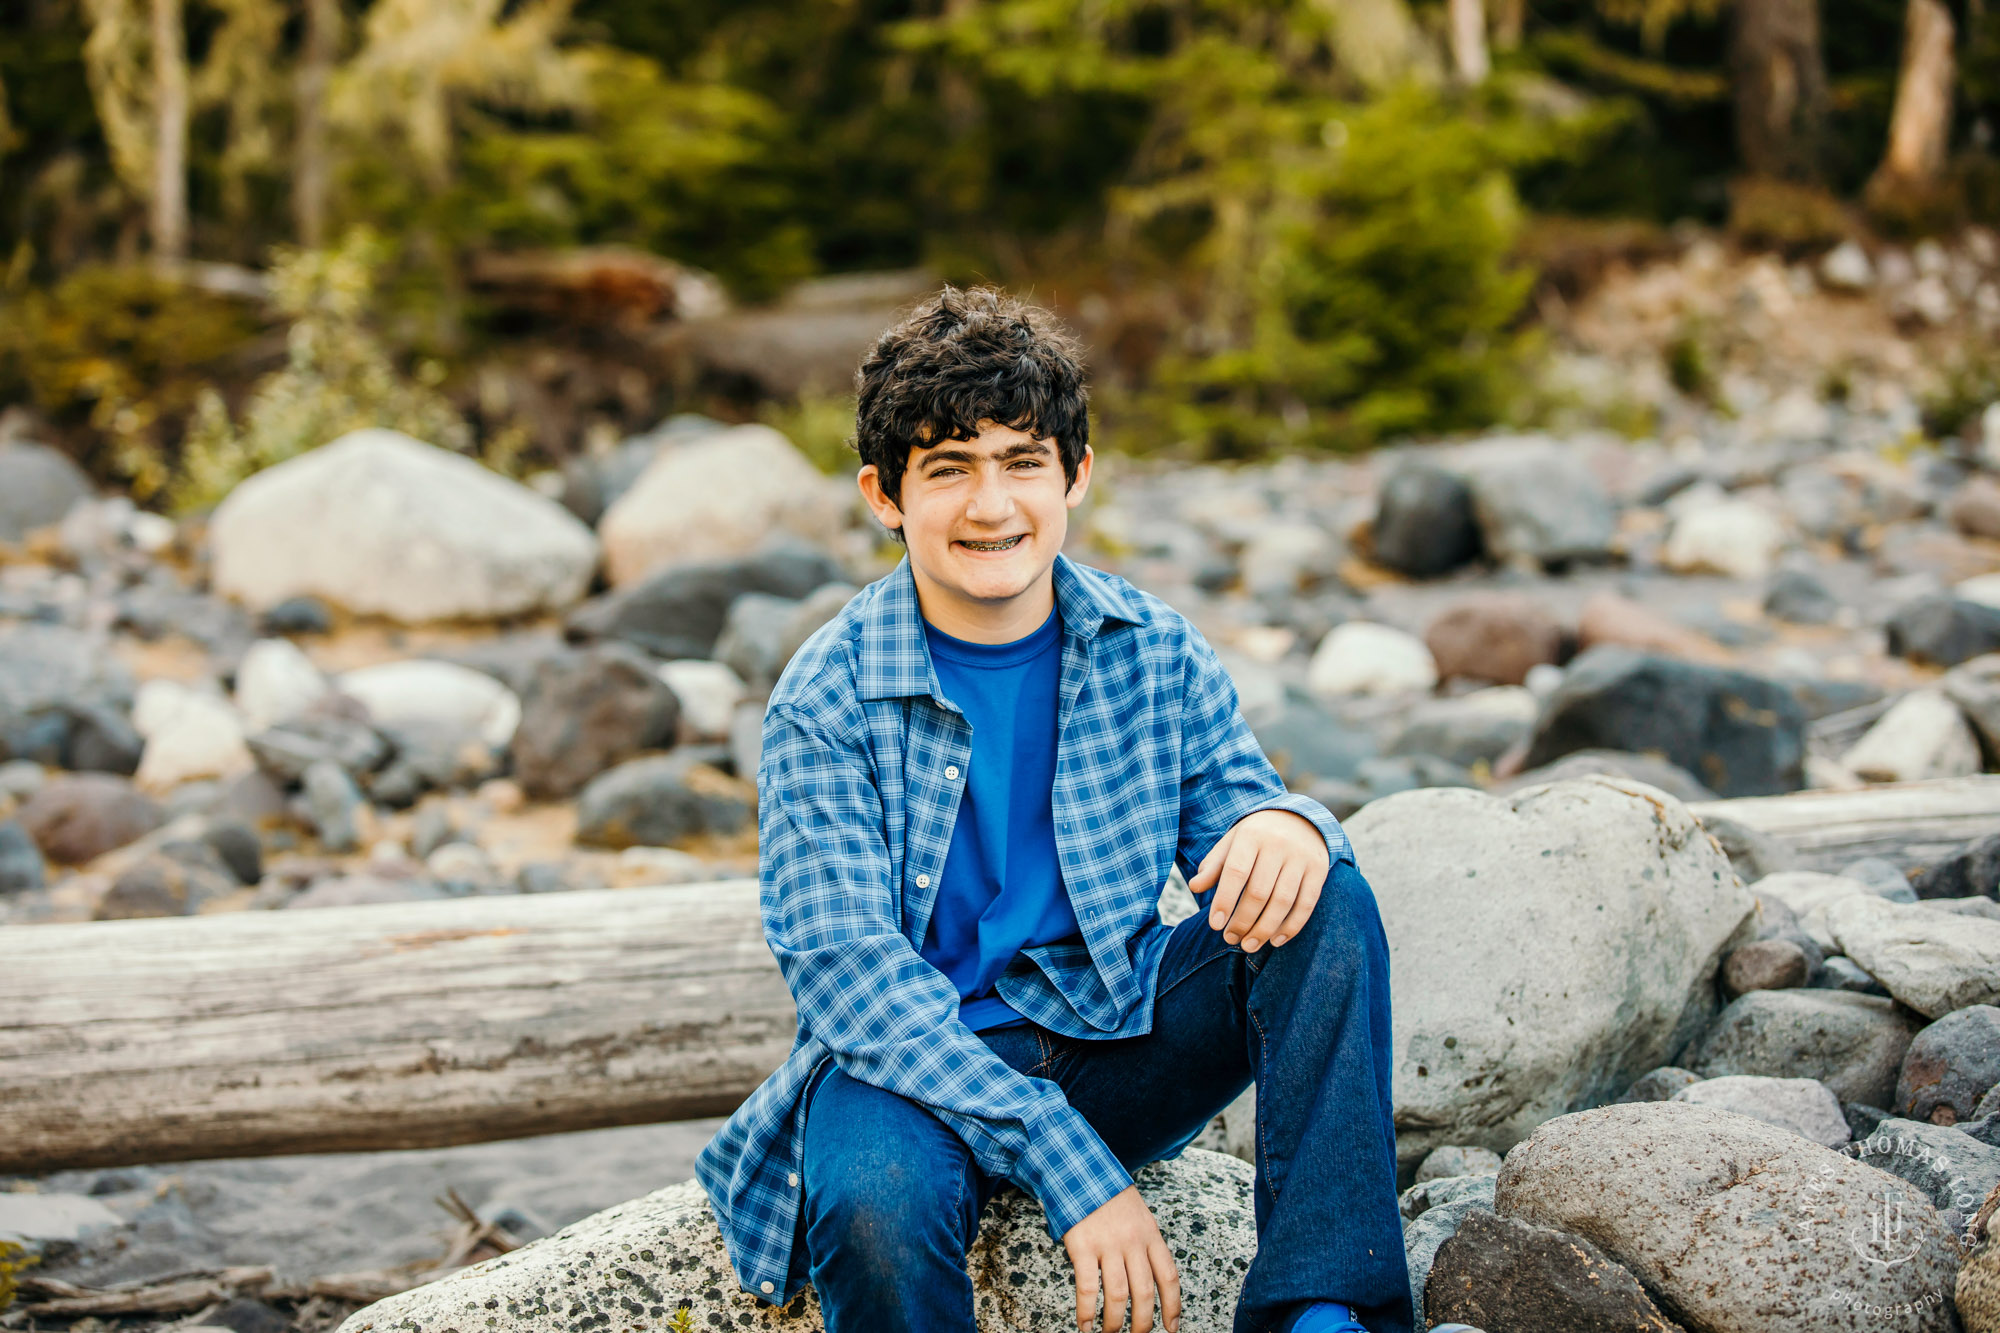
{"left": 857, "top": 419, "right": 1092, "bottom": 631}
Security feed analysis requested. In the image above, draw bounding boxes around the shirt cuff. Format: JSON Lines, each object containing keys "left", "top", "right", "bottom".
{"left": 1247, "top": 790, "right": 1352, "bottom": 868}
{"left": 1011, "top": 1102, "right": 1135, "bottom": 1243}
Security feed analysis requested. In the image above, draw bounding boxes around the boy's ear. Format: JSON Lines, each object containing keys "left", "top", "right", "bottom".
{"left": 856, "top": 463, "right": 906, "bottom": 531}
{"left": 1065, "top": 445, "right": 1094, "bottom": 507}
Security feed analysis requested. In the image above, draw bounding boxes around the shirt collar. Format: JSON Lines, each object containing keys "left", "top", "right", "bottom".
{"left": 856, "top": 552, "right": 1143, "bottom": 702}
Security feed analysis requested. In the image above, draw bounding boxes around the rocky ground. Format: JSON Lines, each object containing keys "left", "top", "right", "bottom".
{"left": 5, "top": 234, "right": 2000, "bottom": 1330}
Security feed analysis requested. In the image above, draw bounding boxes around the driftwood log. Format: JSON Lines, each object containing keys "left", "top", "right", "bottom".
{"left": 0, "top": 881, "right": 793, "bottom": 1176}
{"left": 1688, "top": 775, "right": 2000, "bottom": 873}
{"left": 4, "top": 778, "right": 1997, "bottom": 1177}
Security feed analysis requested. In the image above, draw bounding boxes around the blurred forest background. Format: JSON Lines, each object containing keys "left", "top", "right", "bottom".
{"left": 0, "top": 0, "right": 1995, "bottom": 503}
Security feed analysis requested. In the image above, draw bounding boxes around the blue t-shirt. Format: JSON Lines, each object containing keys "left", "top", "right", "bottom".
{"left": 919, "top": 603, "right": 1080, "bottom": 1031}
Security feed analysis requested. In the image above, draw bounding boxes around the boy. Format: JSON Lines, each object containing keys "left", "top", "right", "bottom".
{"left": 695, "top": 287, "right": 1414, "bottom": 1333}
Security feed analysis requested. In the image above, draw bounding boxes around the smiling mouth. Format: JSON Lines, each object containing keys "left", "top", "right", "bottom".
{"left": 957, "top": 535, "right": 1025, "bottom": 552}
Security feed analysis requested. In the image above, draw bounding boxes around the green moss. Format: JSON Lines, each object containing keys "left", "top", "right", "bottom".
{"left": 0, "top": 1237, "right": 38, "bottom": 1312}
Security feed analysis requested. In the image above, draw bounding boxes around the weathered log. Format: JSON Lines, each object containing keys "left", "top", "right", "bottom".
{"left": 0, "top": 880, "right": 793, "bottom": 1176}
{"left": 1690, "top": 776, "right": 2000, "bottom": 873}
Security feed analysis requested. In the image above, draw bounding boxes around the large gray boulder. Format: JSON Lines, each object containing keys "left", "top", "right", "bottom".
{"left": 1496, "top": 1101, "right": 1965, "bottom": 1332}
{"left": 210, "top": 430, "right": 600, "bottom": 622}
{"left": 1686, "top": 989, "right": 1920, "bottom": 1110}
{"left": 1345, "top": 776, "right": 1755, "bottom": 1176}
{"left": 337, "top": 1152, "right": 1257, "bottom": 1333}
{"left": 1848, "top": 1118, "right": 2000, "bottom": 1230}
{"left": 1829, "top": 895, "right": 2000, "bottom": 1019}
{"left": 1457, "top": 437, "right": 1617, "bottom": 568}
{"left": 1399, "top": 1172, "right": 1497, "bottom": 1329}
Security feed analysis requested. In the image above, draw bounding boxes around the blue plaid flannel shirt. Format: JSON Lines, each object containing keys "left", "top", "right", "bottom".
{"left": 693, "top": 551, "right": 1352, "bottom": 1306}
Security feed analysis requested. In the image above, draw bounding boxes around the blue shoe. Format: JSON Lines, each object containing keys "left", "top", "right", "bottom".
{"left": 1288, "top": 1302, "right": 1368, "bottom": 1333}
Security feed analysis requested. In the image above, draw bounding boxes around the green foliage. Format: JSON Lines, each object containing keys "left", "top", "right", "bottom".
{"left": 1919, "top": 345, "right": 2000, "bottom": 442}
{"left": 761, "top": 392, "right": 858, "bottom": 476}
{"left": 173, "top": 228, "right": 469, "bottom": 511}
{"left": 0, "top": 263, "right": 261, "bottom": 492}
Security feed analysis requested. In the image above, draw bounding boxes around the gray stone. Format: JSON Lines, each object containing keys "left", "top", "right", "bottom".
{"left": 575, "top": 753, "right": 755, "bottom": 850}
{"left": 336, "top": 1152, "right": 1256, "bottom": 1333}
{"left": 0, "top": 624, "right": 139, "bottom": 771}
{"left": 1614, "top": 1066, "right": 1701, "bottom": 1103}
{"left": 565, "top": 545, "right": 847, "bottom": 661}
{"left": 510, "top": 643, "right": 681, "bottom": 801}
{"left": 1843, "top": 855, "right": 1917, "bottom": 898}
{"left": 1398, "top": 1173, "right": 1496, "bottom": 1330}
{"left": 1763, "top": 568, "right": 1839, "bottom": 624}
{"left": 1944, "top": 652, "right": 2000, "bottom": 763}
{"left": 1671, "top": 1074, "right": 1851, "bottom": 1147}
{"left": 1886, "top": 594, "right": 2000, "bottom": 668}
{"left": 1495, "top": 1101, "right": 1964, "bottom": 1333}
{"left": 1694, "top": 810, "right": 1797, "bottom": 883}
{"left": 1842, "top": 688, "right": 1983, "bottom": 783}
{"left": 1521, "top": 647, "right": 1806, "bottom": 798}
{"left": 1461, "top": 439, "right": 1617, "bottom": 569}
{"left": 1251, "top": 695, "right": 1380, "bottom": 786}
{"left": 247, "top": 712, "right": 392, "bottom": 785}
{"left": 96, "top": 846, "right": 238, "bottom": 919}
{"left": 259, "top": 594, "right": 334, "bottom": 637}
{"left": 1344, "top": 776, "right": 1753, "bottom": 1176}
{"left": 1897, "top": 1005, "right": 2000, "bottom": 1125}
{"left": 728, "top": 699, "right": 765, "bottom": 780}
{"left": 1426, "top": 1208, "right": 1683, "bottom": 1333}
{"left": 715, "top": 592, "right": 805, "bottom": 692}
{"left": 1914, "top": 831, "right": 2000, "bottom": 902}
{"left": 199, "top": 817, "right": 262, "bottom": 884}
{"left": 287, "top": 874, "right": 450, "bottom": 910}
{"left": 302, "top": 759, "right": 366, "bottom": 855}
{"left": 1748, "top": 871, "right": 1877, "bottom": 952}
{"left": 0, "top": 439, "right": 93, "bottom": 542}
{"left": 209, "top": 429, "right": 600, "bottom": 623}
{"left": 1847, "top": 1118, "right": 2000, "bottom": 1229}
{"left": 1372, "top": 463, "right": 1482, "bottom": 578}
{"left": 1687, "top": 989, "right": 1920, "bottom": 1109}
{"left": 17, "top": 773, "right": 163, "bottom": 864}
{"left": 0, "top": 818, "right": 46, "bottom": 893}
{"left": 1387, "top": 689, "right": 1536, "bottom": 768}
{"left": 1417, "top": 1145, "right": 1504, "bottom": 1182}
{"left": 0, "top": 1191, "right": 122, "bottom": 1244}
{"left": 1829, "top": 894, "right": 2000, "bottom": 1018}
{"left": 1816, "top": 955, "right": 1891, "bottom": 996}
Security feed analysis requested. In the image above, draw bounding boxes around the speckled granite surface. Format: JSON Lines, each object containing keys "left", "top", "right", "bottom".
{"left": 338, "top": 1148, "right": 1257, "bottom": 1332}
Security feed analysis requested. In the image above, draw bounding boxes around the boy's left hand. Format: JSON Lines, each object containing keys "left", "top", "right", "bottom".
{"left": 1187, "top": 809, "right": 1330, "bottom": 953}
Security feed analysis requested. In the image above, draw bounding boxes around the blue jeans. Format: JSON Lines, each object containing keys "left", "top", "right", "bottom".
{"left": 796, "top": 860, "right": 1413, "bottom": 1333}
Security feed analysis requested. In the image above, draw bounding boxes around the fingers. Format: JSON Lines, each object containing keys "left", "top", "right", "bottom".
{"left": 1268, "top": 858, "right": 1329, "bottom": 948}
{"left": 1187, "top": 828, "right": 1232, "bottom": 896}
{"left": 1221, "top": 840, "right": 1281, "bottom": 944}
{"left": 1208, "top": 836, "right": 1261, "bottom": 935}
{"left": 1075, "top": 1256, "right": 1099, "bottom": 1333}
{"left": 1101, "top": 1252, "right": 1131, "bottom": 1333}
{"left": 1239, "top": 857, "right": 1305, "bottom": 953}
{"left": 1152, "top": 1237, "right": 1183, "bottom": 1333}
{"left": 1127, "top": 1247, "right": 1157, "bottom": 1333}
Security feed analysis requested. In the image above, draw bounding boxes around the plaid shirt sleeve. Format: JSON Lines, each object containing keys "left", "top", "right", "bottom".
{"left": 1173, "top": 629, "right": 1352, "bottom": 886}
{"left": 758, "top": 702, "right": 1135, "bottom": 1244}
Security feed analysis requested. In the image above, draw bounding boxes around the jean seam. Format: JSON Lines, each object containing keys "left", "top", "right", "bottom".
{"left": 1247, "top": 1001, "right": 1279, "bottom": 1213}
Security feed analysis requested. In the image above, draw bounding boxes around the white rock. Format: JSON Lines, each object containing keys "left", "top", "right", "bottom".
{"left": 1840, "top": 689, "right": 1982, "bottom": 784}
{"left": 1661, "top": 498, "right": 1786, "bottom": 580}
{"left": 598, "top": 424, "right": 846, "bottom": 586}
{"left": 1345, "top": 776, "right": 1754, "bottom": 1175}
{"left": 1762, "top": 388, "right": 1832, "bottom": 442}
{"left": 1748, "top": 870, "right": 1874, "bottom": 952}
{"left": 425, "top": 842, "right": 495, "bottom": 884}
{"left": 1828, "top": 894, "right": 2000, "bottom": 1018}
{"left": 1819, "top": 240, "right": 1874, "bottom": 291}
{"left": 1523, "top": 662, "right": 1565, "bottom": 698}
{"left": 657, "top": 660, "right": 748, "bottom": 742}
{"left": 336, "top": 1152, "right": 1256, "bottom": 1333}
{"left": 338, "top": 661, "right": 520, "bottom": 749}
{"left": 1958, "top": 570, "right": 2000, "bottom": 610}
{"left": 1238, "top": 521, "right": 1340, "bottom": 597}
{"left": 132, "top": 681, "right": 254, "bottom": 793}
{"left": 209, "top": 429, "right": 600, "bottom": 623}
{"left": 1306, "top": 622, "right": 1437, "bottom": 697}
{"left": 1671, "top": 1074, "right": 1850, "bottom": 1148}
{"left": 233, "top": 638, "right": 330, "bottom": 732}
{"left": 0, "top": 1192, "right": 123, "bottom": 1244}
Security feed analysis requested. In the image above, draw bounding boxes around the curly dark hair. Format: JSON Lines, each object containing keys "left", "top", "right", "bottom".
{"left": 853, "top": 286, "right": 1090, "bottom": 538}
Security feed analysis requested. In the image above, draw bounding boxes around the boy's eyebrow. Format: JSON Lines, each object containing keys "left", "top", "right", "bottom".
{"left": 916, "top": 440, "right": 1054, "bottom": 472}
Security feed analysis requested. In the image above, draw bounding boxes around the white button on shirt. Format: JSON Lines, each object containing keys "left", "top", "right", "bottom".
{"left": 789, "top": 1171, "right": 799, "bottom": 1186}
{"left": 761, "top": 1280, "right": 775, "bottom": 1293}
{"left": 945, "top": 765, "right": 960, "bottom": 780}
{"left": 916, "top": 873, "right": 931, "bottom": 889}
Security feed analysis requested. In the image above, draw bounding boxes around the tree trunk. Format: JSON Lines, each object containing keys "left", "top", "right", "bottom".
{"left": 293, "top": 0, "right": 337, "bottom": 248}
{"left": 1874, "top": 0, "right": 1957, "bottom": 187}
{"left": 148, "top": 0, "right": 188, "bottom": 261}
{"left": 1491, "top": 0, "right": 1524, "bottom": 52}
{"left": 1727, "top": 0, "right": 1830, "bottom": 182}
{"left": 1688, "top": 776, "right": 2000, "bottom": 873}
{"left": 0, "top": 880, "right": 797, "bottom": 1176}
{"left": 1449, "top": 0, "right": 1490, "bottom": 83}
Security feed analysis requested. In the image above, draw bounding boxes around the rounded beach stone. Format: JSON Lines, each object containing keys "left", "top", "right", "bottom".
{"left": 336, "top": 1151, "right": 1256, "bottom": 1333}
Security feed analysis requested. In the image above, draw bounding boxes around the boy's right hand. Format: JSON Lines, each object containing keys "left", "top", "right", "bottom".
{"left": 1062, "top": 1185, "right": 1181, "bottom": 1333}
